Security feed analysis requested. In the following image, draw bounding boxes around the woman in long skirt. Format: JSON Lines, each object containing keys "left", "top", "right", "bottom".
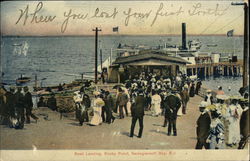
{"left": 227, "top": 99, "right": 243, "bottom": 146}
{"left": 207, "top": 110, "right": 225, "bottom": 149}
{"left": 151, "top": 90, "right": 162, "bottom": 117}
{"left": 89, "top": 92, "right": 105, "bottom": 126}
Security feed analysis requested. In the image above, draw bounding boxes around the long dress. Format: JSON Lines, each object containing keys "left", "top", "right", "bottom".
{"left": 89, "top": 98, "right": 104, "bottom": 126}
{"left": 151, "top": 94, "right": 162, "bottom": 116}
{"left": 208, "top": 118, "right": 225, "bottom": 149}
{"left": 227, "top": 104, "right": 243, "bottom": 144}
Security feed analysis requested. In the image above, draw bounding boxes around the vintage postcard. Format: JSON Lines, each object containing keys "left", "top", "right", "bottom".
{"left": 0, "top": 0, "right": 249, "bottom": 161}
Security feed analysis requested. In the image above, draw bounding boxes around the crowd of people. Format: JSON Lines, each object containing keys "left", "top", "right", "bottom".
{"left": 0, "top": 86, "right": 38, "bottom": 129}
{"left": 196, "top": 88, "right": 249, "bottom": 149}
{"left": 0, "top": 72, "right": 248, "bottom": 149}
{"left": 71, "top": 72, "right": 202, "bottom": 138}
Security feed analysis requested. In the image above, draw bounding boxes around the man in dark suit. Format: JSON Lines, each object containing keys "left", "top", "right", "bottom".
{"left": 104, "top": 91, "right": 115, "bottom": 124}
{"left": 23, "top": 86, "right": 38, "bottom": 124}
{"left": 238, "top": 94, "right": 249, "bottom": 149}
{"left": 165, "top": 89, "right": 181, "bottom": 136}
{"left": 130, "top": 89, "right": 146, "bottom": 138}
{"left": 195, "top": 101, "right": 211, "bottom": 149}
{"left": 116, "top": 88, "right": 128, "bottom": 119}
{"left": 15, "top": 87, "right": 25, "bottom": 129}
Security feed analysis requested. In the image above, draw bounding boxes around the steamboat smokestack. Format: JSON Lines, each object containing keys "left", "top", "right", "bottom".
{"left": 182, "top": 23, "right": 187, "bottom": 50}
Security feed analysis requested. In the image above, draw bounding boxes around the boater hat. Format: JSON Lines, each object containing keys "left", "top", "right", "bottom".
{"left": 206, "top": 89, "right": 212, "bottom": 93}
{"left": 199, "top": 101, "right": 208, "bottom": 108}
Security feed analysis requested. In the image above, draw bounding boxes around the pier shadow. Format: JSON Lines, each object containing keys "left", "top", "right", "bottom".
{"left": 68, "top": 122, "right": 81, "bottom": 126}
{"left": 121, "top": 132, "right": 139, "bottom": 137}
{"left": 121, "top": 132, "right": 130, "bottom": 137}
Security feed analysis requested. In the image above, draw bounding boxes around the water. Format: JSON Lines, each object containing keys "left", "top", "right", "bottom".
{"left": 0, "top": 35, "right": 244, "bottom": 93}
{"left": 202, "top": 76, "right": 243, "bottom": 96}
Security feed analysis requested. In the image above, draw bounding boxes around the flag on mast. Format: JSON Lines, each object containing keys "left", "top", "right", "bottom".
{"left": 227, "top": 29, "right": 234, "bottom": 37}
{"left": 113, "top": 26, "right": 119, "bottom": 32}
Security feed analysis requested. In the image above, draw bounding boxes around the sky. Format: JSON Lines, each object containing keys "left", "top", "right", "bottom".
{"left": 0, "top": 1, "right": 245, "bottom": 36}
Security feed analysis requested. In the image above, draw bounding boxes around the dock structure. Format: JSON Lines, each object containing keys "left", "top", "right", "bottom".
{"left": 186, "top": 59, "right": 243, "bottom": 78}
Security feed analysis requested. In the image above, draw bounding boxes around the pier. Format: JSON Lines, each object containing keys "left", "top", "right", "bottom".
{"left": 186, "top": 60, "right": 243, "bottom": 78}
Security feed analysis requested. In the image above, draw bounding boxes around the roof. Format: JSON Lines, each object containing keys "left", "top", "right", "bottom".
{"left": 113, "top": 51, "right": 191, "bottom": 66}
{"left": 179, "top": 53, "right": 195, "bottom": 57}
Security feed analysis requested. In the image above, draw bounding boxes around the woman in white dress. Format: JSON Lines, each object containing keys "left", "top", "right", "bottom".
{"left": 89, "top": 91, "right": 105, "bottom": 126}
{"left": 226, "top": 98, "right": 243, "bottom": 146}
{"left": 151, "top": 90, "right": 162, "bottom": 117}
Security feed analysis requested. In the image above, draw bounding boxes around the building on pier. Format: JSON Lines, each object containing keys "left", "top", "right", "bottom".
{"left": 107, "top": 50, "right": 190, "bottom": 83}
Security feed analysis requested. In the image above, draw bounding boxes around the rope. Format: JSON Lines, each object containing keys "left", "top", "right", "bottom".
{"left": 213, "top": 13, "right": 243, "bottom": 34}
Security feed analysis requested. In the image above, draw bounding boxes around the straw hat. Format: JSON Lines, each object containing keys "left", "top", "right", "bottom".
{"left": 206, "top": 89, "right": 212, "bottom": 93}
{"left": 230, "top": 95, "right": 243, "bottom": 100}
{"left": 184, "top": 84, "right": 189, "bottom": 89}
{"left": 199, "top": 101, "right": 208, "bottom": 108}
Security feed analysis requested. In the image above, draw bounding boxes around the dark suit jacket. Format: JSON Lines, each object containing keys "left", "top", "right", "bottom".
{"left": 165, "top": 94, "right": 181, "bottom": 119}
{"left": 24, "top": 92, "right": 33, "bottom": 109}
{"left": 196, "top": 112, "right": 211, "bottom": 143}
{"left": 131, "top": 95, "right": 146, "bottom": 118}
{"left": 15, "top": 91, "right": 24, "bottom": 108}
{"left": 240, "top": 108, "right": 249, "bottom": 137}
{"left": 116, "top": 92, "right": 128, "bottom": 106}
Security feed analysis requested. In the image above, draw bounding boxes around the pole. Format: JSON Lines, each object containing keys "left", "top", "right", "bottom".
{"left": 100, "top": 41, "right": 103, "bottom": 71}
{"left": 110, "top": 48, "right": 113, "bottom": 66}
{"left": 92, "top": 27, "right": 102, "bottom": 84}
{"left": 35, "top": 74, "right": 37, "bottom": 89}
{"left": 231, "top": 2, "right": 248, "bottom": 87}
{"left": 243, "top": 4, "right": 248, "bottom": 87}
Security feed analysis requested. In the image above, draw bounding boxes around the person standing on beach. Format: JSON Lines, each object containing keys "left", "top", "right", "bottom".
{"left": 238, "top": 93, "right": 249, "bottom": 149}
{"left": 103, "top": 91, "right": 115, "bottom": 124}
{"left": 195, "top": 80, "right": 202, "bottom": 95}
{"left": 189, "top": 82, "right": 195, "bottom": 97}
{"left": 204, "top": 90, "right": 214, "bottom": 105}
{"left": 206, "top": 110, "right": 225, "bottom": 149}
{"left": 130, "top": 89, "right": 146, "bottom": 138}
{"left": 195, "top": 101, "right": 211, "bottom": 149}
{"left": 116, "top": 88, "right": 128, "bottom": 119}
{"left": 47, "top": 94, "right": 57, "bottom": 111}
{"left": 89, "top": 91, "right": 104, "bottom": 126}
{"left": 165, "top": 89, "right": 181, "bottom": 136}
{"left": 0, "top": 87, "right": 7, "bottom": 124}
{"left": 5, "top": 87, "right": 16, "bottom": 126}
{"left": 15, "top": 87, "right": 25, "bottom": 129}
{"left": 23, "top": 86, "right": 38, "bottom": 124}
{"left": 227, "top": 98, "right": 243, "bottom": 146}
{"left": 151, "top": 90, "right": 162, "bottom": 117}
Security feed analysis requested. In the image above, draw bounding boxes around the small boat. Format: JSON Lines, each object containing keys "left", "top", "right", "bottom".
{"left": 16, "top": 75, "right": 31, "bottom": 85}
{"left": 12, "top": 43, "right": 22, "bottom": 46}
{"left": 207, "top": 44, "right": 218, "bottom": 47}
